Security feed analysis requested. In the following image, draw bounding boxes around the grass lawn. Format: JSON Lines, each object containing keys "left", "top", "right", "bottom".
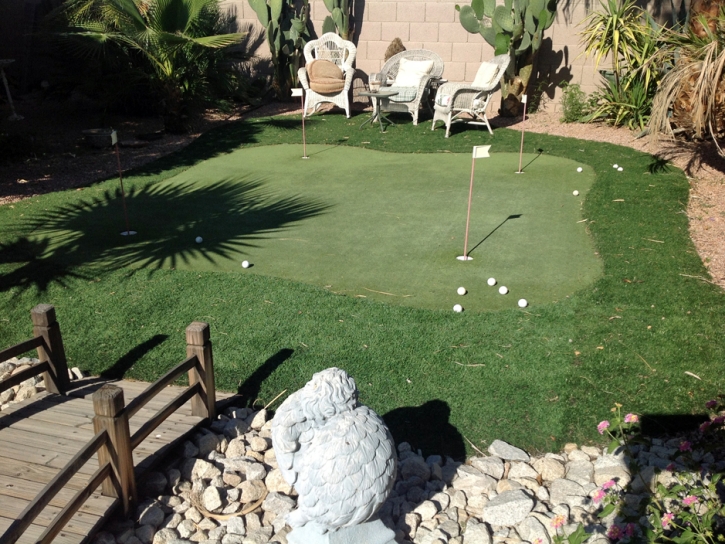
{"left": 1, "top": 112, "right": 723, "bottom": 458}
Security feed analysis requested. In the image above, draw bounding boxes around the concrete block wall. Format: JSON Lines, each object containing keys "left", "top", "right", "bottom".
{"left": 222, "top": 0, "right": 607, "bottom": 113}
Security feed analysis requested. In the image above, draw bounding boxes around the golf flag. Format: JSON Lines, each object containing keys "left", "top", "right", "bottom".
{"left": 111, "top": 130, "right": 118, "bottom": 145}
{"left": 472, "top": 145, "right": 491, "bottom": 159}
{"left": 522, "top": 94, "right": 528, "bottom": 104}
{"left": 291, "top": 88, "right": 303, "bottom": 97}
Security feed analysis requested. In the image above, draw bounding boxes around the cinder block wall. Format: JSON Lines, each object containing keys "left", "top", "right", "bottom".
{"left": 221, "top": 0, "right": 612, "bottom": 113}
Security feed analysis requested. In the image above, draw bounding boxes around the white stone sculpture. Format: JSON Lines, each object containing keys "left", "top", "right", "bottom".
{"left": 271, "top": 367, "right": 398, "bottom": 544}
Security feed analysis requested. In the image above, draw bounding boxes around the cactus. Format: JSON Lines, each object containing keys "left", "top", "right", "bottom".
{"left": 456, "top": 0, "right": 558, "bottom": 115}
{"left": 248, "top": 0, "right": 311, "bottom": 97}
{"left": 321, "top": 0, "right": 352, "bottom": 40}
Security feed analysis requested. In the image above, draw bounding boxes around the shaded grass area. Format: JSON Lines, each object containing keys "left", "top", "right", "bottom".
{"left": 0, "top": 112, "right": 723, "bottom": 457}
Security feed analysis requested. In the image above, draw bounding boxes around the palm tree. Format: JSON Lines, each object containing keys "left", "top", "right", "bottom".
{"left": 56, "top": 0, "right": 245, "bottom": 132}
{"left": 647, "top": 9, "right": 725, "bottom": 152}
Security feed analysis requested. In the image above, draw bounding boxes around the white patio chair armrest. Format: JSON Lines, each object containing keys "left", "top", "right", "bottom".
{"left": 298, "top": 67, "right": 310, "bottom": 91}
{"left": 343, "top": 67, "right": 356, "bottom": 91}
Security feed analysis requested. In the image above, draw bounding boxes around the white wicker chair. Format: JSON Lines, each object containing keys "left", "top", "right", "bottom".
{"left": 370, "top": 50, "right": 445, "bottom": 125}
{"left": 431, "top": 54, "right": 510, "bottom": 137}
{"left": 298, "top": 33, "right": 356, "bottom": 118}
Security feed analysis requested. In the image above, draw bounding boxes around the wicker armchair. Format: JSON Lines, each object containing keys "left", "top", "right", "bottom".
{"left": 298, "top": 33, "right": 357, "bottom": 118}
{"left": 431, "top": 54, "right": 510, "bottom": 137}
{"left": 370, "top": 50, "right": 444, "bottom": 125}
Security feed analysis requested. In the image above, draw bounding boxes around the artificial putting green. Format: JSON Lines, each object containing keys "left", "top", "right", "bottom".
{"left": 25, "top": 144, "right": 600, "bottom": 311}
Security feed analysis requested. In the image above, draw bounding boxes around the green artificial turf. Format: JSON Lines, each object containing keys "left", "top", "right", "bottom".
{"left": 1, "top": 112, "right": 723, "bottom": 458}
{"left": 16, "top": 143, "right": 600, "bottom": 311}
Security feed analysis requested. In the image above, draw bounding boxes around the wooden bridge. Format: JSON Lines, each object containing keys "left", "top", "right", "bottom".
{"left": 0, "top": 305, "right": 232, "bottom": 544}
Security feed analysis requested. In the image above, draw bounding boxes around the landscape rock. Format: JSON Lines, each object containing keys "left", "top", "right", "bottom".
{"left": 480, "top": 489, "right": 534, "bottom": 526}
{"left": 488, "top": 440, "right": 530, "bottom": 462}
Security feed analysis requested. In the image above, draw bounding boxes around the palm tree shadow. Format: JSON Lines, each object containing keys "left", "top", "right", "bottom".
{"left": 101, "top": 334, "right": 170, "bottom": 379}
{"left": 0, "top": 176, "right": 330, "bottom": 293}
{"left": 235, "top": 348, "right": 294, "bottom": 407}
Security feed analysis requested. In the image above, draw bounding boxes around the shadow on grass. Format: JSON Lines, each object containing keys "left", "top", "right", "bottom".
{"left": 467, "top": 214, "right": 522, "bottom": 257}
{"left": 384, "top": 399, "right": 466, "bottom": 460}
{"left": 101, "top": 334, "right": 170, "bottom": 379}
{"left": 0, "top": 177, "right": 330, "bottom": 293}
{"left": 236, "top": 348, "right": 294, "bottom": 408}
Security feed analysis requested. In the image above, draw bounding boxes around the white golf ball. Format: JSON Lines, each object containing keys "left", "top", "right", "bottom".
{"left": 576, "top": 167, "right": 583, "bottom": 172}
{"left": 457, "top": 287, "right": 467, "bottom": 296}
{"left": 518, "top": 298, "right": 528, "bottom": 308}
{"left": 195, "top": 236, "right": 203, "bottom": 244}
{"left": 487, "top": 277, "right": 497, "bottom": 286}
{"left": 499, "top": 286, "right": 508, "bottom": 295}
{"left": 613, "top": 164, "right": 619, "bottom": 169}
{"left": 453, "top": 304, "right": 463, "bottom": 313}
{"left": 241, "top": 260, "right": 250, "bottom": 268}
{"left": 618, "top": 167, "right": 623, "bottom": 171}
{"left": 573, "top": 190, "right": 579, "bottom": 196}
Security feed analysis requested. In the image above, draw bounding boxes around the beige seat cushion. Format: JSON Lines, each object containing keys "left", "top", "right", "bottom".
{"left": 308, "top": 59, "right": 345, "bottom": 93}
{"left": 472, "top": 62, "right": 500, "bottom": 89}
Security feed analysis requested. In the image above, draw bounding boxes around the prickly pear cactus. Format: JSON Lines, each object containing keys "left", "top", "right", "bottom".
{"left": 456, "top": 0, "right": 558, "bottom": 115}
{"left": 248, "top": 0, "right": 310, "bottom": 97}
{"left": 321, "top": 0, "right": 352, "bottom": 40}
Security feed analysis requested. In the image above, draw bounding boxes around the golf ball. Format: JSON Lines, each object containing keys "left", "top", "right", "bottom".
{"left": 195, "top": 236, "right": 203, "bottom": 243}
{"left": 613, "top": 164, "right": 619, "bottom": 169}
{"left": 457, "top": 287, "right": 467, "bottom": 296}
{"left": 487, "top": 277, "right": 497, "bottom": 286}
{"left": 576, "top": 167, "right": 583, "bottom": 172}
{"left": 499, "top": 286, "right": 508, "bottom": 295}
{"left": 618, "top": 166, "right": 624, "bottom": 171}
{"left": 241, "top": 260, "right": 250, "bottom": 268}
{"left": 453, "top": 304, "right": 463, "bottom": 313}
{"left": 518, "top": 298, "right": 528, "bottom": 308}
{"left": 573, "top": 190, "right": 580, "bottom": 196}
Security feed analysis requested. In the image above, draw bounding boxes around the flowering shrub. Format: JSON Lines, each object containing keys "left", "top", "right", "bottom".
{"left": 590, "top": 398, "right": 725, "bottom": 543}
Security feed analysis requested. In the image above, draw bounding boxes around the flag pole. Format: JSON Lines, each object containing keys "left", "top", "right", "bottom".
{"left": 517, "top": 94, "right": 528, "bottom": 174}
{"left": 292, "top": 88, "right": 308, "bottom": 159}
{"left": 113, "top": 130, "right": 136, "bottom": 236}
{"left": 458, "top": 146, "right": 490, "bottom": 261}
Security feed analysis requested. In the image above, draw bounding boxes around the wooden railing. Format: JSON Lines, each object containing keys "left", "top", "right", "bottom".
{"left": 0, "top": 304, "right": 69, "bottom": 396}
{"left": 0, "top": 313, "right": 216, "bottom": 544}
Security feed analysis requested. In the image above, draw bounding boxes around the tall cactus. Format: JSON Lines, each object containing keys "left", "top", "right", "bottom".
{"left": 321, "top": 0, "right": 351, "bottom": 40}
{"left": 248, "top": 0, "right": 310, "bottom": 97}
{"left": 456, "top": 0, "right": 558, "bottom": 115}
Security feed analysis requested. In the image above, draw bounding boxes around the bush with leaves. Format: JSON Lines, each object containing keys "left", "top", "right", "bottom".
{"left": 590, "top": 400, "right": 725, "bottom": 543}
{"left": 558, "top": 82, "right": 591, "bottom": 123}
{"left": 49, "top": 0, "right": 246, "bottom": 132}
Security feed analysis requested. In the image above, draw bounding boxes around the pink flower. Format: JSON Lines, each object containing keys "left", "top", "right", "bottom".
{"left": 706, "top": 399, "right": 717, "bottom": 409}
{"left": 532, "top": 539, "right": 543, "bottom": 544}
{"left": 607, "top": 525, "right": 623, "bottom": 540}
{"left": 714, "top": 416, "right": 725, "bottom": 426}
{"left": 551, "top": 514, "right": 566, "bottom": 529}
{"left": 597, "top": 420, "right": 610, "bottom": 434}
{"left": 624, "top": 523, "right": 637, "bottom": 537}
{"left": 679, "top": 441, "right": 691, "bottom": 452}
{"left": 602, "top": 479, "right": 616, "bottom": 490}
{"left": 700, "top": 421, "right": 711, "bottom": 433}
{"left": 661, "top": 512, "right": 675, "bottom": 528}
{"left": 683, "top": 495, "right": 698, "bottom": 506}
{"left": 593, "top": 489, "right": 606, "bottom": 503}
{"left": 624, "top": 413, "right": 639, "bottom": 423}
{"left": 665, "top": 463, "right": 676, "bottom": 472}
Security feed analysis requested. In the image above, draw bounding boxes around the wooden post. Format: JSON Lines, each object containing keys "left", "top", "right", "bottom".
{"left": 31, "top": 304, "right": 69, "bottom": 395}
{"left": 92, "top": 384, "right": 136, "bottom": 516}
{"left": 186, "top": 322, "right": 216, "bottom": 420}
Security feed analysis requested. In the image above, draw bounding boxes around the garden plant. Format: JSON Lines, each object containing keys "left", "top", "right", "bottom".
{"left": 51, "top": 0, "right": 246, "bottom": 132}
{"left": 456, "top": 0, "right": 559, "bottom": 115}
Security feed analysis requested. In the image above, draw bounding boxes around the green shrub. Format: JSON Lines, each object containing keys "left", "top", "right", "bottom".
{"left": 558, "top": 82, "right": 590, "bottom": 123}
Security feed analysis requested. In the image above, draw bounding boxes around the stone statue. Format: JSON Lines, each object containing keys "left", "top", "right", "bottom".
{"left": 271, "top": 367, "right": 398, "bottom": 544}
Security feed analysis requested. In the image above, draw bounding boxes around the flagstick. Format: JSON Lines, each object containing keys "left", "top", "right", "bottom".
{"left": 292, "top": 88, "right": 308, "bottom": 159}
{"left": 517, "top": 94, "right": 528, "bottom": 174}
{"left": 113, "top": 130, "right": 135, "bottom": 236}
{"left": 461, "top": 157, "right": 476, "bottom": 260}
